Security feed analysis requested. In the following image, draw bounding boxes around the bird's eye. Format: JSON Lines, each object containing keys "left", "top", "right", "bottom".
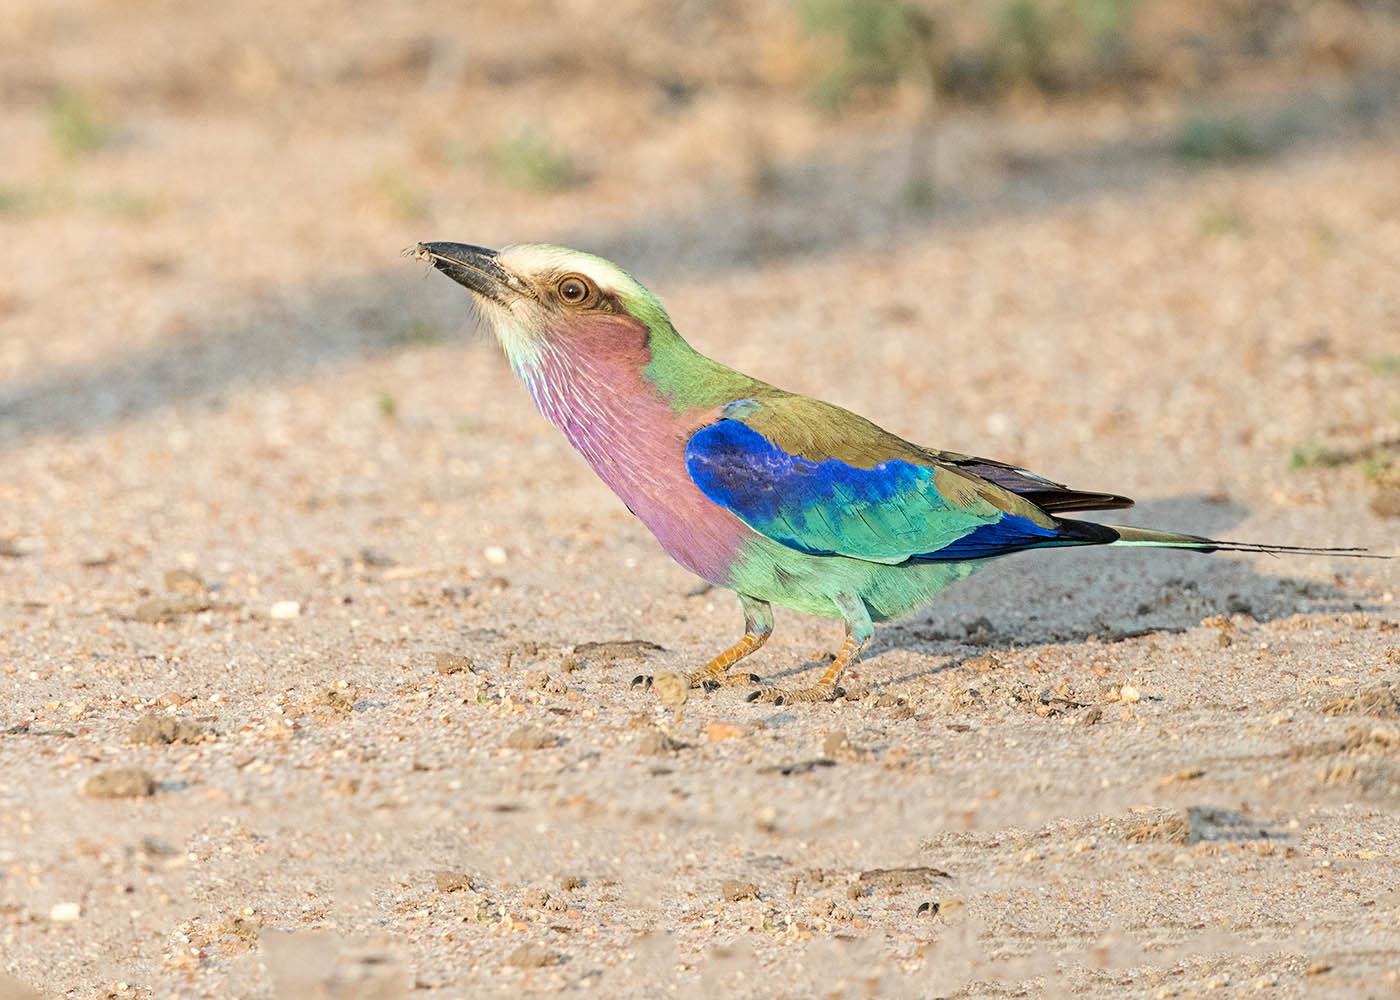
{"left": 556, "top": 274, "right": 593, "bottom": 305}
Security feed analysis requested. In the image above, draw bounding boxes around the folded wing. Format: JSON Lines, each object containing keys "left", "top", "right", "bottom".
{"left": 684, "top": 397, "right": 1124, "bottom": 565}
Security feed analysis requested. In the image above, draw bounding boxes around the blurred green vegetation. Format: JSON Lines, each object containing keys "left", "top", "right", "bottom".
{"left": 389, "top": 319, "right": 444, "bottom": 347}
{"left": 48, "top": 89, "right": 110, "bottom": 158}
{"left": 490, "top": 130, "right": 578, "bottom": 191}
{"left": 799, "top": 0, "right": 1140, "bottom": 107}
{"left": 800, "top": 0, "right": 934, "bottom": 109}
{"left": 1198, "top": 203, "right": 1247, "bottom": 238}
{"left": 369, "top": 167, "right": 430, "bottom": 221}
{"left": 0, "top": 183, "right": 163, "bottom": 221}
{"left": 1292, "top": 439, "right": 1400, "bottom": 476}
{"left": 1290, "top": 444, "right": 1352, "bottom": 470}
{"left": 1174, "top": 112, "right": 1267, "bottom": 162}
{"left": 91, "top": 190, "right": 164, "bottom": 221}
{"left": 0, "top": 187, "right": 33, "bottom": 216}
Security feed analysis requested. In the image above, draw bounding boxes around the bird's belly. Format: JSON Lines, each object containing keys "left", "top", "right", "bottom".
{"left": 725, "top": 534, "right": 988, "bottom": 621}
{"left": 623, "top": 484, "right": 752, "bottom": 586}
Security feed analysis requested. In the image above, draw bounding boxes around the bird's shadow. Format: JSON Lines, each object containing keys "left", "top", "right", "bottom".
{"left": 762, "top": 494, "right": 1380, "bottom": 692}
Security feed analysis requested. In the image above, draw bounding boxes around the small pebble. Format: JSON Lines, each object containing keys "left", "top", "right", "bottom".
{"left": 269, "top": 600, "right": 301, "bottom": 620}
{"left": 49, "top": 902, "right": 81, "bottom": 922}
{"left": 432, "top": 871, "right": 473, "bottom": 893}
{"left": 504, "top": 725, "right": 557, "bottom": 750}
{"left": 310, "top": 689, "right": 355, "bottom": 714}
{"left": 806, "top": 897, "right": 853, "bottom": 921}
{"left": 637, "top": 729, "right": 685, "bottom": 755}
{"left": 720, "top": 879, "right": 758, "bottom": 902}
{"left": 651, "top": 672, "right": 688, "bottom": 709}
{"left": 822, "top": 730, "right": 866, "bottom": 759}
{"left": 523, "top": 888, "right": 566, "bottom": 913}
{"left": 505, "top": 943, "right": 558, "bottom": 968}
{"left": 83, "top": 768, "right": 156, "bottom": 799}
{"left": 163, "top": 568, "right": 206, "bottom": 594}
{"left": 704, "top": 721, "right": 746, "bottom": 742}
{"left": 128, "top": 712, "right": 203, "bottom": 746}
{"left": 1075, "top": 706, "right": 1103, "bottom": 727}
{"left": 434, "top": 653, "right": 475, "bottom": 675}
{"left": 1120, "top": 684, "right": 1141, "bottom": 704}
{"left": 483, "top": 546, "right": 508, "bottom": 565}
{"left": 755, "top": 805, "right": 778, "bottom": 833}
{"left": 127, "top": 597, "right": 209, "bottom": 623}
{"left": 524, "top": 671, "right": 568, "bottom": 695}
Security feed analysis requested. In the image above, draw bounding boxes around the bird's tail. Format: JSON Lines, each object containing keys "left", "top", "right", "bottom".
{"left": 1100, "top": 523, "right": 1383, "bottom": 558}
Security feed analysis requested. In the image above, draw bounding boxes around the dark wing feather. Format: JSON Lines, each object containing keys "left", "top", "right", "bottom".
{"left": 925, "top": 449, "right": 1135, "bottom": 513}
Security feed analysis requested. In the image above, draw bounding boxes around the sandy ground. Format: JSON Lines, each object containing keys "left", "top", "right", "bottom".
{"left": 3, "top": 3, "right": 1400, "bottom": 998}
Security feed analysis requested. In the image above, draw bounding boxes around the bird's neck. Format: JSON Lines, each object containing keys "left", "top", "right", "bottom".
{"left": 518, "top": 317, "right": 745, "bottom": 493}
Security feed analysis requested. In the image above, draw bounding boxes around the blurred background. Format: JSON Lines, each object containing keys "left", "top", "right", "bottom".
{"left": 4, "top": 1, "right": 1399, "bottom": 360}
{"left": 4, "top": 0, "right": 1399, "bottom": 501}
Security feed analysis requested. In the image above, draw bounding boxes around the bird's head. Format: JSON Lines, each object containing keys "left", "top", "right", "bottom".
{"left": 412, "top": 242, "right": 673, "bottom": 375}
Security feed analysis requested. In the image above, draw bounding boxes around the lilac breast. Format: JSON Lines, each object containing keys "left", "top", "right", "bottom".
{"left": 523, "top": 347, "right": 749, "bottom": 585}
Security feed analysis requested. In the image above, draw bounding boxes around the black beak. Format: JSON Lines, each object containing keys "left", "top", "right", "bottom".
{"left": 412, "top": 242, "right": 515, "bottom": 303}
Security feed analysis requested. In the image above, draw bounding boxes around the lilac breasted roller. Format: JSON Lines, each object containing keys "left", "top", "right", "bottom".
{"left": 414, "top": 242, "right": 1375, "bottom": 704}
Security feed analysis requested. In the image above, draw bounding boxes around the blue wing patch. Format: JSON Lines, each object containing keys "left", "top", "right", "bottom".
{"left": 685, "top": 418, "right": 1073, "bottom": 564}
{"left": 918, "top": 513, "right": 1059, "bottom": 560}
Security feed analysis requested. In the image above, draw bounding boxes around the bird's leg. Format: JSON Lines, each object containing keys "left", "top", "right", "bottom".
{"left": 749, "top": 594, "right": 872, "bottom": 705}
{"left": 631, "top": 595, "right": 772, "bottom": 692}
{"left": 686, "top": 595, "right": 773, "bottom": 690}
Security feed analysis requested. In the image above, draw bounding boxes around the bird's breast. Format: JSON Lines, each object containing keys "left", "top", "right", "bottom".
{"left": 524, "top": 357, "right": 750, "bottom": 584}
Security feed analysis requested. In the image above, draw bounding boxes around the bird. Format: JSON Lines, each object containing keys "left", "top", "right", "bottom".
{"left": 412, "top": 241, "right": 1375, "bottom": 705}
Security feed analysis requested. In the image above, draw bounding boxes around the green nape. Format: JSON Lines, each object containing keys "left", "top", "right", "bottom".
{"left": 636, "top": 305, "right": 762, "bottom": 412}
